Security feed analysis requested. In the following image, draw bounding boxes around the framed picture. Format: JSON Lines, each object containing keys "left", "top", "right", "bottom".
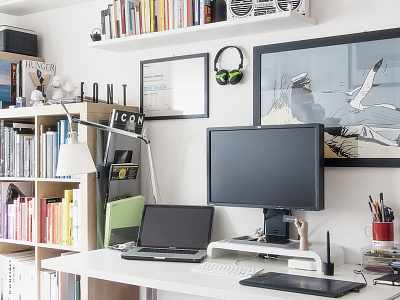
{"left": 253, "top": 28, "right": 400, "bottom": 167}
{"left": 140, "top": 53, "right": 209, "bottom": 120}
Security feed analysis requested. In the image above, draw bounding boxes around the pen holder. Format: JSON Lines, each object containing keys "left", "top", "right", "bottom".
{"left": 364, "top": 222, "right": 394, "bottom": 247}
{"left": 323, "top": 262, "right": 334, "bottom": 276}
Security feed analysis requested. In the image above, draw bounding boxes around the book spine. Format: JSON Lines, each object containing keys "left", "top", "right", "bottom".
{"left": 3, "top": 201, "right": 8, "bottom": 239}
{"left": 30, "top": 138, "right": 35, "bottom": 178}
{"left": 52, "top": 131, "right": 58, "bottom": 178}
{"left": 46, "top": 131, "right": 54, "bottom": 178}
{"left": 0, "top": 120, "right": 4, "bottom": 177}
{"left": 8, "top": 200, "right": 15, "bottom": 240}
{"left": 0, "top": 182, "right": 2, "bottom": 239}
{"left": 40, "top": 125, "right": 46, "bottom": 178}
{"left": 73, "top": 189, "right": 81, "bottom": 248}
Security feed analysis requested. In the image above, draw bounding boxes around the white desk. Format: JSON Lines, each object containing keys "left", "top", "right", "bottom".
{"left": 42, "top": 249, "right": 400, "bottom": 300}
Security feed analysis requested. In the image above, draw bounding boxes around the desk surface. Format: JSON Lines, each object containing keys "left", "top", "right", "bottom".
{"left": 42, "top": 249, "right": 400, "bottom": 300}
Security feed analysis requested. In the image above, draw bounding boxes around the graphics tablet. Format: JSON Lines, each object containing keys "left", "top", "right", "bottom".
{"left": 239, "top": 272, "right": 366, "bottom": 298}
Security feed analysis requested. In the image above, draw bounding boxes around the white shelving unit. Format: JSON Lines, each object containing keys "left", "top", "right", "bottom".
{"left": 0, "top": 103, "right": 139, "bottom": 300}
{"left": 89, "top": 11, "right": 316, "bottom": 52}
{"left": 0, "top": 0, "right": 95, "bottom": 16}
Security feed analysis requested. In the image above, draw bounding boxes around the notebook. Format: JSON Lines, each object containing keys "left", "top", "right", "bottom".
{"left": 239, "top": 272, "right": 366, "bottom": 298}
{"left": 121, "top": 204, "right": 214, "bottom": 262}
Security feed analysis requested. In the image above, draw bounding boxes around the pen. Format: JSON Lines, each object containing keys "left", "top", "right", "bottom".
{"left": 380, "top": 193, "right": 385, "bottom": 222}
{"left": 369, "top": 195, "right": 381, "bottom": 222}
{"left": 368, "top": 201, "right": 377, "bottom": 222}
{"left": 327, "top": 230, "right": 331, "bottom": 265}
{"left": 375, "top": 202, "right": 382, "bottom": 222}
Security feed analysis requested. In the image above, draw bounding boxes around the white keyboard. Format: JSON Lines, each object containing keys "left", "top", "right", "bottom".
{"left": 191, "top": 262, "right": 263, "bottom": 277}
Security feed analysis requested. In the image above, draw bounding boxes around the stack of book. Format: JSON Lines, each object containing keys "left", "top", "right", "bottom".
{"left": 0, "top": 121, "right": 35, "bottom": 178}
{"left": 0, "top": 181, "right": 35, "bottom": 242}
{"left": 40, "top": 119, "right": 77, "bottom": 179}
{"left": 101, "top": 0, "right": 211, "bottom": 38}
{"left": 40, "top": 189, "right": 81, "bottom": 248}
{"left": 40, "top": 266, "right": 80, "bottom": 300}
{"left": 1, "top": 250, "right": 36, "bottom": 300}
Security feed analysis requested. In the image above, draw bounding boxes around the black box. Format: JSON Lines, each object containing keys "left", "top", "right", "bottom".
{"left": 0, "top": 25, "right": 37, "bottom": 57}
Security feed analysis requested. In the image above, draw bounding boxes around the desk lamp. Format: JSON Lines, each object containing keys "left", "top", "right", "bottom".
{"left": 56, "top": 102, "right": 160, "bottom": 204}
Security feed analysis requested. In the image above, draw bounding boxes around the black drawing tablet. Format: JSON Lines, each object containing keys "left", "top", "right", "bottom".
{"left": 239, "top": 272, "right": 366, "bottom": 298}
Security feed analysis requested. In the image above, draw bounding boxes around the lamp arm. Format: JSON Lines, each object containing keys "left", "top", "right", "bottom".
{"left": 59, "top": 101, "right": 160, "bottom": 204}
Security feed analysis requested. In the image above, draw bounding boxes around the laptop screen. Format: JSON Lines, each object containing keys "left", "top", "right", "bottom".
{"left": 137, "top": 205, "right": 214, "bottom": 250}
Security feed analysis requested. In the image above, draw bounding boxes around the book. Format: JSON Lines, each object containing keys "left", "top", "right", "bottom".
{"left": 62, "top": 190, "right": 73, "bottom": 245}
{"left": 41, "top": 197, "right": 62, "bottom": 244}
{"left": 0, "top": 60, "right": 18, "bottom": 105}
{"left": 1, "top": 182, "right": 34, "bottom": 240}
{"left": 40, "top": 270, "right": 54, "bottom": 300}
{"left": 2, "top": 250, "right": 35, "bottom": 300}
{"left": 104, "top": 195, "right": 145, "bottom": 247}
{"left": 72, "top": 188, "right": 81, "bottom": 248}
{"left": 373, "top": 274, "right": 400, "bottom": 286}
{"left": 19, "top": 60, "right": 56, "bottom": 101}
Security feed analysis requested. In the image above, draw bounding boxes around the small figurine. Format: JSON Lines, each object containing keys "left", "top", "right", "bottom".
{"left": 30, "top": 90, "right": 44, "bottom": 106}
{"left": 255, "top": 227, "right": 266, "bottom": 242}
{"left": 63, "top": 82, "right": 77, "bottom": 98}
{"left": 51, "top": 76, "right": 64, "bottom": 99}
{"left": 294, "top": 218, "right": 309, "bottom": 250}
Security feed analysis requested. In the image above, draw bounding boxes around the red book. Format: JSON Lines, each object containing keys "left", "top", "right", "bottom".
{"left": 40, "top": 198, "right": 47, "bottom": 243}
{"left": 120, "top": 0, "right": 127, "bottom": 35}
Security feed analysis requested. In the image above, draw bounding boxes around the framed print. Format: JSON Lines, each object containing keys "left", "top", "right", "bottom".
{"left": 253, "top": 28, "right": 400, "bottom": 167}
{"left": 140, "top": 53, "right": 209, "bottom": 120}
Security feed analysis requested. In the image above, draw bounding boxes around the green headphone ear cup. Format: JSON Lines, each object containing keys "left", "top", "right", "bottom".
{"left": 228, "top": 69, "right": 243, "bottom": 85}
{"left": 216, "top": 70, "right": 229, "bottom": 85}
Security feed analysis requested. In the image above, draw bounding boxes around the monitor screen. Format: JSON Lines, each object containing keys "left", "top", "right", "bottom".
{"left": 207, "top": 124, "right": 324, "bottom": 211}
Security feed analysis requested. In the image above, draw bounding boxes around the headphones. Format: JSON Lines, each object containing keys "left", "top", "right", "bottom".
{"left": 214, "top": 46, "right": 244, "bottom": 85}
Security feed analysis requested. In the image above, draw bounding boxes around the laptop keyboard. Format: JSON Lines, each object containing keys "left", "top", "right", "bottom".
{"left": 139, "top": 247, "right": 199, "bottom": 255}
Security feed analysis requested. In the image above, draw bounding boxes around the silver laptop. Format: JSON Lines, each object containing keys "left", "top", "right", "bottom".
{"left": 121, "top": 204, "right": 214, "bottom": 262}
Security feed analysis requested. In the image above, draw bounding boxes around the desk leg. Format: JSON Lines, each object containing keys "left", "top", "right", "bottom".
{"left": 146, "top": 287, "right": 157, "bottom": 300}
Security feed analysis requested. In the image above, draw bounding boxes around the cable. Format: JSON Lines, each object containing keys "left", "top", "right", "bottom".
{"left": 353, "top": 270, "right": 368, "bottom": 286}
{"left": 108, "top": 241, "right": 137, "bottom": 251}
{"left": 233, "top": 253, "right": 260, "bottom": 266}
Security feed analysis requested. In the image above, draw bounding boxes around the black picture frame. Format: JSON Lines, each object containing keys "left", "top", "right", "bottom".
{"left": 253, "top": 28, "right": 400, "bottom": 167}
{"left": 140, "top": 53, "right": 209, "bottom": 120}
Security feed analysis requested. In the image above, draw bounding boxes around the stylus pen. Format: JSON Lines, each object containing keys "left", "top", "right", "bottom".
{"left": 386, "top": 291, "right": 400, "bottom": 300}
{"left": 327, "top": 231, "right": 331, "bottom": 264}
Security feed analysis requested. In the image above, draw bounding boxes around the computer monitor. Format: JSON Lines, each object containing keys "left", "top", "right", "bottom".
{"left": 207, "top": 123, "right": 324, "bottom": 243}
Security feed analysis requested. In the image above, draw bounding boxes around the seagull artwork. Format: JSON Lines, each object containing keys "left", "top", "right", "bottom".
{"left": 323, "top": 58, "right": 400, "bottom": 112}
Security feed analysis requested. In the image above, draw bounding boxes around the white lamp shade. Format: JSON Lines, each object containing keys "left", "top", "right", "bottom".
{"left": 56, "top": 132, "right": 96, "bottom": 176}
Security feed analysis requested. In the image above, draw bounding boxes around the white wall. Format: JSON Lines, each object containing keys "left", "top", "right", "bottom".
{"left": 12, "top": 0, "right": 400, "bottom": 268}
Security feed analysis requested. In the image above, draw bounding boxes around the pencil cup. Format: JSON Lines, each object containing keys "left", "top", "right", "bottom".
{"left": 364, "top": 222, "right": 394, "bottom": 247}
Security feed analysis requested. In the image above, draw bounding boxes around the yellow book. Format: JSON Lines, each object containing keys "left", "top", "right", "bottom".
{"left": 150, "top": 0, "right": 155, "bottom": 32}
{"left": 63, "top": 190, "right": 73, "bottom": 245}
{"left": 69, "top": 202, "right": 73, "bottom": 246}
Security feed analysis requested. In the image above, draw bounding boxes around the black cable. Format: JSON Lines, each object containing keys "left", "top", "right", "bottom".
{"left": 353, "top": 270, "right": 368, "bottom": 286}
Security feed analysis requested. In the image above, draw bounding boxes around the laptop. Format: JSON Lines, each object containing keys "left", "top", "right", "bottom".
{"left": 239, "top": 272, "right": 366, "bottom": 298}
{"left": 121, "top": 204, "right": 214, "bottom": 262}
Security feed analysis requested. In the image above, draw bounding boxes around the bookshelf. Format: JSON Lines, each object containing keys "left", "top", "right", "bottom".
{"left": 89, "top": 11, "right": 316, "bottom": 52}
{"left": 0, "top": 102, "right": 139, "bottom": 300}
{"left": 0, "top": 0, "right": 95, "bottom": 16}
